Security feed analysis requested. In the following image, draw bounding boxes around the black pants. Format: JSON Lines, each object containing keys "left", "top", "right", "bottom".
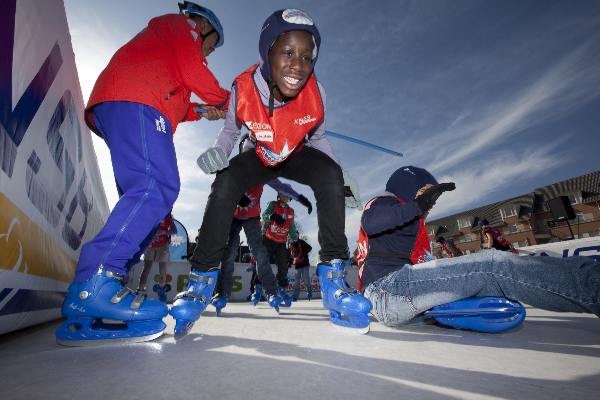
{"left": 190, "top": 147, "right": 348, "bottom": 270}
{"left": 263, "top": 237, "right": 291, "bottom": 287}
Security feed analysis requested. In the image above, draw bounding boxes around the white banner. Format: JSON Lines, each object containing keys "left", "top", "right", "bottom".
{"left": 126, "top": 262, "right": 355, "bottom": 303}
{"left": 517, "top": 236, "right": 600, "bottom": 261}
{"left": 0, "top": 0, "right": 109, "bottom": 334}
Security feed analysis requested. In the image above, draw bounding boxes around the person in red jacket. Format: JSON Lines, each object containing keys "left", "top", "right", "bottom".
{"left": 56, "top": 2, "right": 230, "bottom": 346}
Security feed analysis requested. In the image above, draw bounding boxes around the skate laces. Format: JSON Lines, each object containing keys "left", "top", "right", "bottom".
{"left": 110, "top": 287, "right": 148, "bottom": 310}
{"left": 131, "top": 291, "right": 147, "bottom": 310}
{"left": 111, "top": 287, "right": 133, "bottom": 304}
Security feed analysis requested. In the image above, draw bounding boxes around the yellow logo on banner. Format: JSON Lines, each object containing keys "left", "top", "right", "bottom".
{"left": 0, "top": 194, "right": 75, "bottom": 282}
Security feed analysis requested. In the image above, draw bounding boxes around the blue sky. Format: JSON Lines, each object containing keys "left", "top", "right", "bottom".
{"left": 64, "top": 0, "right": 600, "bottom": 263}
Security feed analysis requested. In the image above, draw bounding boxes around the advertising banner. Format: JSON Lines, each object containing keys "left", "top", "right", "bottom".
{"left": 0, "top": 0, "right": 109, "bottom": 334}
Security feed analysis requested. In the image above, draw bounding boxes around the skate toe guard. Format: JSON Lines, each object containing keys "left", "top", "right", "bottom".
{"left": 268, "top": 294, "right": 283, "bottom": 311}
{"left": 169, "top": 296, "right": 208, "bottom": 322}
{"left": 336, "top": 292, "right": 373, "bottom": 314}
{"left": 170, "top": 296, "right": 209, "bottom": 338}
{"left": 426, "top": 296, "right": 526, "bottom": 333}
{"left": 211, "top": 296, "right": 228, "bottom": 315}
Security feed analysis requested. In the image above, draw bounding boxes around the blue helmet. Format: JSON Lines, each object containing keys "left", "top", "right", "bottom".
{"left": 178, "top": 1, "right": 224, "bottom": 48}
{"left": 258, "top": 8, "right": 321, "bottom": 83}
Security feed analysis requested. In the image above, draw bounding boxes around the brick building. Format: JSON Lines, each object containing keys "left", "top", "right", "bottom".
{"left": 426, "top": 170, "right": 600, "bottom": 256}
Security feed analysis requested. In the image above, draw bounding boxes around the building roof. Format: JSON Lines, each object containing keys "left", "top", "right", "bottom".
{"left": 427, "top": 170, "right": 600, "bottom": 238}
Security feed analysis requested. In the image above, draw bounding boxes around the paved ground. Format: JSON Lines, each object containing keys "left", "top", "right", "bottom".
{"left": 0, "top": 301, "right": 599, "bottom": 400}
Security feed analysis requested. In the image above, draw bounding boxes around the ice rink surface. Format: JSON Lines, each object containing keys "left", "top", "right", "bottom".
{"left": 0, "top": 301, "right": 599, "bottom": 400}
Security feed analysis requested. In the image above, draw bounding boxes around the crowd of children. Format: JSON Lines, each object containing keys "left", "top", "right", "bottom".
{"left": 56, "top": 3, "right": 599, "bottom": 346}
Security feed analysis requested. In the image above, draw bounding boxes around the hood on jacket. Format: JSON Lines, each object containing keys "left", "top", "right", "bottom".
{"left": 385, "top": 166, "right": 438, "bottom": 201}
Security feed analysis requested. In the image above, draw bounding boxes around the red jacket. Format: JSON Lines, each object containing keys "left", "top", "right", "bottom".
{"left": 85, "top": 14, "right": 230, "bottom": 134}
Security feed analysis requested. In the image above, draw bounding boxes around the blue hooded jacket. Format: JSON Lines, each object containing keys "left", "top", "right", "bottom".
{"left": 360, "top": 166, "right": 438, "bottom": 288}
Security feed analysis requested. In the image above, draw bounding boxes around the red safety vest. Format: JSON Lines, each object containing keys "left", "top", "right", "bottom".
{"left": 234, "top": 185, "right": 264, "bottom": 219}
{"left": 234, "top": 65, "right": 324, "bottom": 166}
{"left": 356, "top": 195, "right": 430, "bottom": 290}
{"left": 483, "top": 226, "right": 518, "bottom": 253}
{"left": 265, "top": 202, "right": 295, "bottom": 244}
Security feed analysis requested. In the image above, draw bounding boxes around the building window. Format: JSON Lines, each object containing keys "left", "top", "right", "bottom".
{"left": 574, "top": 213, "right": 590, "bottom": 224}
{"left": 504, "top": 224, "right": 521, "bottom": 234}
{"left": 568, "top": 193, "right": 582, "bottom": 204}
{"left": 500, "top": 206, "right": 517, "bottom": 220}
{"left": 459, "top": 233, "right": 477, "bottom": 243}
{"left": 457, "top": 217, "right": 472, "bottom": 229}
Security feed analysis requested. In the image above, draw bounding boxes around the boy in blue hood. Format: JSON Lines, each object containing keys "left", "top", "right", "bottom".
{"left": 357, "top": 166, "right": 600, "bottom": 330}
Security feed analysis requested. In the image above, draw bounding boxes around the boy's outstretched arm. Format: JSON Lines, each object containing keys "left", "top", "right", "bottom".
{"left": 261, "top": 201, "right": 276, "bottom": 235}
{"left": 267, "top": 179, "right": 312, "bottom": 214}
{"left": 288, "top": 221, "right": 299, "bottom": 243}
{"left": 197, "top": 93, "right": 240, "bottom": 174}
{"left": 361, "top": 198, "right": 422, "bottom": 236}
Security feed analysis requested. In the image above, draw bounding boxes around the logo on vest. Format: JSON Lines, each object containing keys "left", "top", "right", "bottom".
{"left": 255, "top": 130, "right": 274, "bottom": 142}
{"left": 246, "top": 120, "right": 273, "bottom": 131}
{"left": 294, "top": 114, "right": 317, "bottom": 126}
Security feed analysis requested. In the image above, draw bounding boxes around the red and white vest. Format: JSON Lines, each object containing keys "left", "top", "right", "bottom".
{"left": 483, "top": 226, "right": 517, "bottom": 253}
{"left": 234, "top": 65, "right": 324, "bottom": 166}
{"left": 234, "top": 185, "right": 264, "bottom": 219}
{"left": 265, "top": 202, "right": 295, "bottom": 244}
{"left": 356, "top": 195, "right": 430, "bottom": 290}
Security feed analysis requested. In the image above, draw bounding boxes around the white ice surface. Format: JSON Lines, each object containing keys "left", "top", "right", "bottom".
{"left": 0, "top": 302, "right": 599, "bottom": 400}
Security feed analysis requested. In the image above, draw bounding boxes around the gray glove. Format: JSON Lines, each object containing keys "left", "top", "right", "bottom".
{"left": 197, "top": 147, "right": 229, "bottom": 174}
{"left": 342, "top": 169, "right": 362, "bottom": 209}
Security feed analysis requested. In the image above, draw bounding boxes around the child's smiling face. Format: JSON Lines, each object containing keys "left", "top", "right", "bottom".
{"left": 268, "top": 30, "right": 315, "bottom": 101}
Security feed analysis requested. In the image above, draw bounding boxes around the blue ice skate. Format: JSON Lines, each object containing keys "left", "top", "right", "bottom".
{"left": 153, "top": 283, "right": 171, "bottom": 303}
{"left": 211, "top": 295, "right": 228, "bottom": 317}
{"left": 317, "top": 260, "right": 372, "bottom": 334}
{"left": 251, "top": 284, "right": 263, "bottom": 306}
{"left": 268, "top": 293, "right": 283, "bottom": 313}
{"left": 425, "top": 296, "right": 526, "bottom": 333}
{"left": 55, "top": 267, "right": 168, "bottom": 346}
{"left": 278, "top": 287, "right": 293, "bottom": 308}
{"left": 169, "top": 269, "right": 218, "bottom": 339}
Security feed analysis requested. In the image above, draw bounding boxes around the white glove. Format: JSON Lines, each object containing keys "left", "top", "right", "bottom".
{"left": 197, "top": 147, "right": 229, "bottom": 174}
{"left": 342, "top": 169, "right": 362, "bottom": 209}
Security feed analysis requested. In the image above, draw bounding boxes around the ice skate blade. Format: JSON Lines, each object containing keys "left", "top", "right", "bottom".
{"left": 330, "top": 321, "right": 370, "bottom": 335}
{"left": 174, "top": 321, "right": 195, "bottom": 340}
{"left": 56, "top": 330, "right": 164, "bottom": 347}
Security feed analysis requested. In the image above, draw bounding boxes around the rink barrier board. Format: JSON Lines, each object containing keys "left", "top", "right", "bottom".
{"left": 0, "top": 0, "right": 109, "bottom": 335}
{"left": 127, "top": 262, "right": 340, "bottom": 303}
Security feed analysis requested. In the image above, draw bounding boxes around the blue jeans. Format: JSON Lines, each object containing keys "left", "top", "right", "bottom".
{"left": 219, "top": 217, "right": 278, "bottom": 296}
{"left": 364, "top": 250, "right": 600, "bottom": 327}
{"left": 75, "top": 102, "right": 179, "bottom": 282}
{"left": 292, "top": 266, "right": 312, "bottom": 299}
